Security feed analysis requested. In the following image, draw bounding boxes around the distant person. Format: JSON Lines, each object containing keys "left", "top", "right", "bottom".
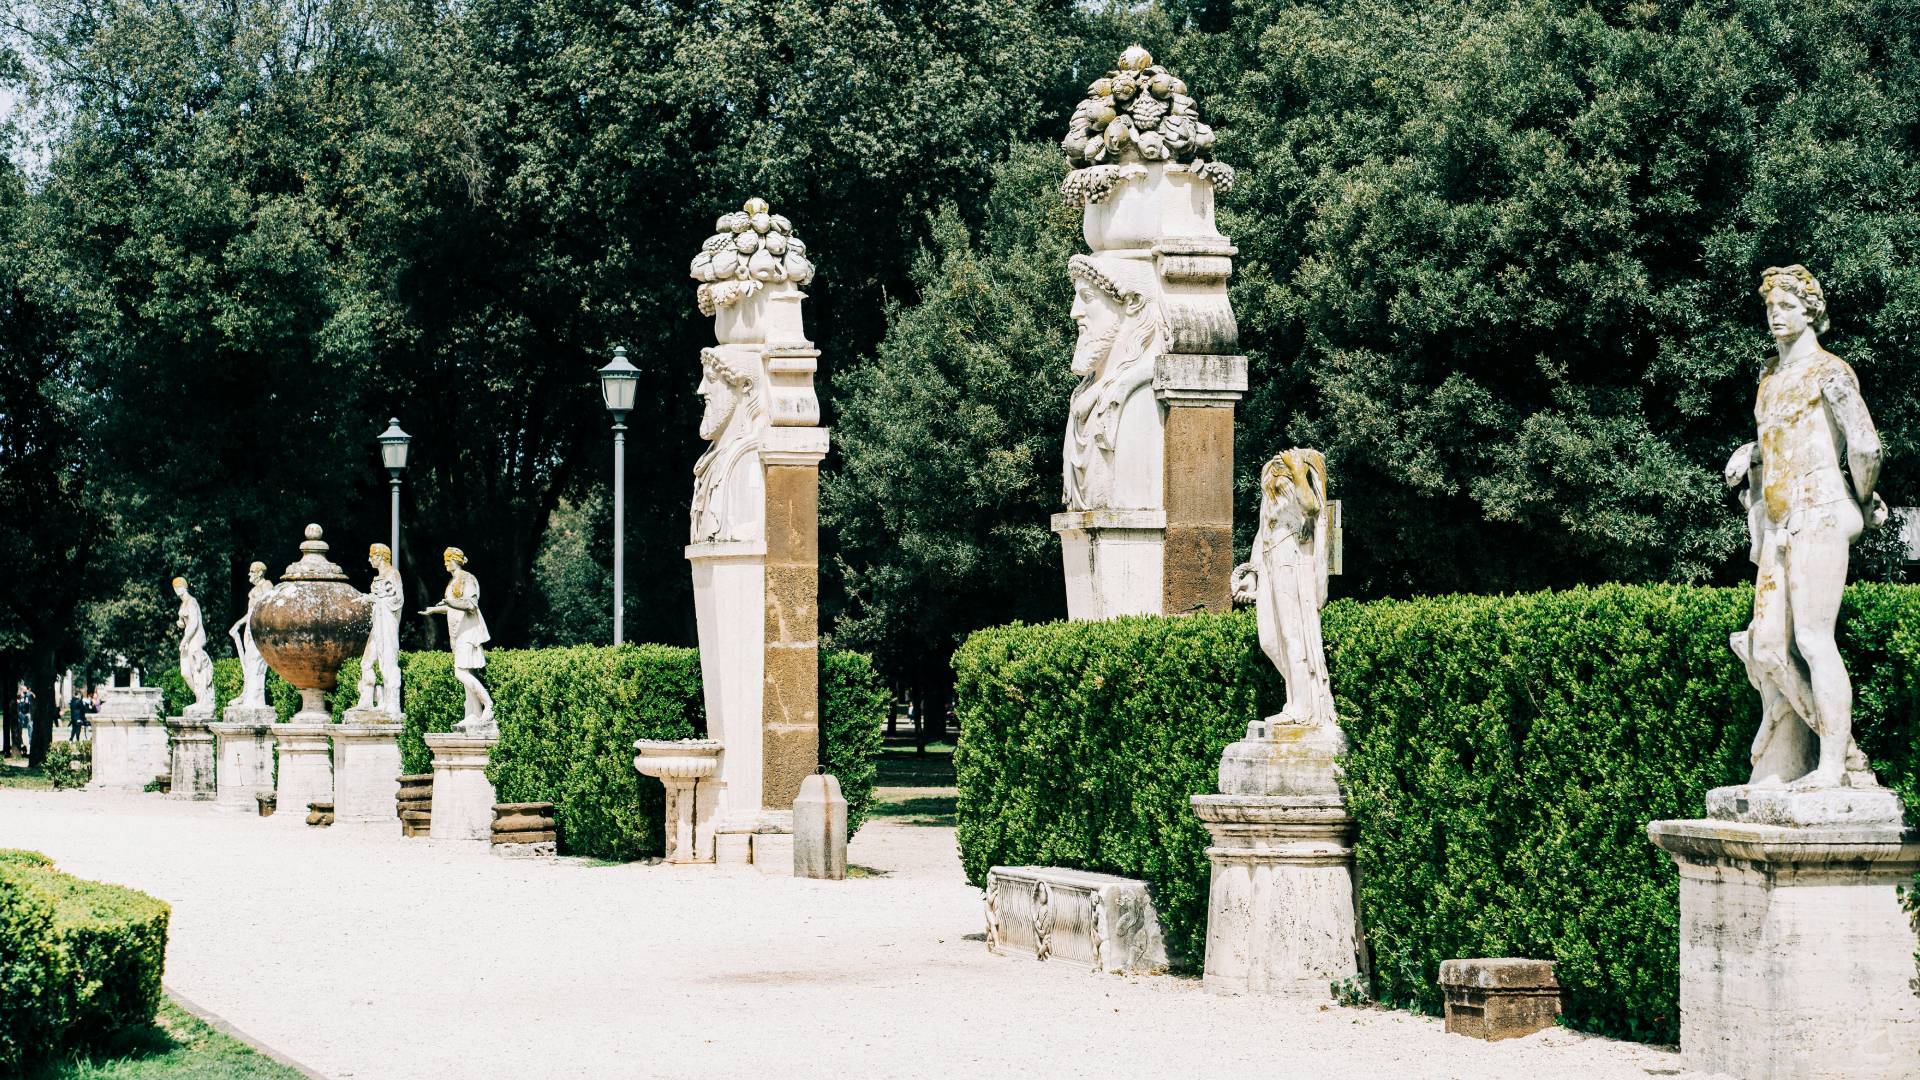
{"left": 68, "top": 691, "right": 88, "bottom": 742}
{"left": 13, "top": 688, "right": 33, "bottom": 755}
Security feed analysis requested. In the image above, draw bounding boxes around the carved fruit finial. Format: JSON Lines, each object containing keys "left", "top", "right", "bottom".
{"left": 743, "top": 197, "right": 769, "bottom": 215}
{"left": 305, "top": 523, "right": 323, "bottom": 541}
{"left": 1120, "top": 44, "right": 1152, "bottom": 70}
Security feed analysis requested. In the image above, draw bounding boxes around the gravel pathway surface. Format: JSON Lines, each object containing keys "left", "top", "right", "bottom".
{"left": 0, "top": 787, "right": 1715, "bottom": 1080}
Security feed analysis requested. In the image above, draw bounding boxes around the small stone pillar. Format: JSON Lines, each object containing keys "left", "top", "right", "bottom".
{"left": 1439, "top": 959, "right": 1562, "bottom": 1041}
{"left": 686, "top": 199, "right": 828, "bottom": 865}
{"left": 792, "top": 770, "right": 847, "bottom": 880}
{"left": 274, "top": 722, "right": 334, "bottom": 818}
{"left": 164, "top": 717, "right": 215, "bottom": 800}
{"left": 332, "top": 710, "right": 404, "bottom": 826}
{"left": 425, "top": 732, "right": 497, "bottom": 840}
{"left": 1053, "top": 47, "right": 1246, "bottom": 621}
{"left": 89, "top": 687, "right": 167, "bottom": 789}
{"left": 210, "top": 706, "right": 276, "bottom": 813}
{"left": 1649, "top": 790, "right": 1920, "bottom": 1079}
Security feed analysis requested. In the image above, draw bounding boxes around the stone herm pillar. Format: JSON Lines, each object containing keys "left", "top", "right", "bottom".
{"left": 332, "top": 709, "right": 404, "bottom": 826}
{"left": 686, "top": 199, "right": 828, "bottom": 866}
{"left": 164, "top": 717, "right": 215, "bottom": 800}
{"left": 89, "top": 686, "right": 167, "bottom": 790}
{"left": 425, "top": 732, "right": 497, "bottom": 840}
{"left": 210, "top": 706, "right": 276, "bottom": 812}
{"left": 1054, "top": 46, "right": 1246, "bottom": 621}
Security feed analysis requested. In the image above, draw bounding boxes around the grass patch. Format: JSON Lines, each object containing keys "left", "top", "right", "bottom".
{"left": 867, "top": 795, "right": 957, "bottom": 827}
{"left": 25, "top": 998, "right": 307, "bottom": 1079}
{"left": 0, "top": 763, "right": 54, "bottom": 790}
{"left": 875, "top": 743, "right": 956, "bottom": 788}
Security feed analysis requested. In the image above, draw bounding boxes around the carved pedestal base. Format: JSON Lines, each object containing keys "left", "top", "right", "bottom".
{"left": 425, "top": 733, "right": 497, "bottom": 840}
{"left": 1053, "top": 510, "right": 1164, "bottom": 620}
{"left": 90, "top": 688, "right": 167, "bottom": 790}
{"left": 164, "top": 718, "right": 215, "bottom": 800}
{"left": 273, "top": 723, "right": 334, "bottom": 820}
{"left": 1648, "top": 817, "right": 1920, "bottom": 1079}
{"left": 333, "top": 717, "right": 403, "bottom": 826}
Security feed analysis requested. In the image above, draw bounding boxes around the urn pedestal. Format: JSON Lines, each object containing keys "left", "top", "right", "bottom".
{"left": 164, "top": 717, "right": 215, "bottom": 800}
{"left": 90, "top": 687, "right": 168, "bottom": 790}
{"left": 210, "top": 707, "right": 276, "bottom": 813}
{"left": 333, "top": 712, "right": 403, "bottom": 826}
{"left": 633, "top": 740, "right": 722, "bottom": 864}
{"left": 1649, "top": 803, "right": 1920, "bottom": 1079}
{"left": 273, "top": 723, "right": 334, "bottom": 819}
{"left": 426, "top": 733, "right": 497, "bottom": 840}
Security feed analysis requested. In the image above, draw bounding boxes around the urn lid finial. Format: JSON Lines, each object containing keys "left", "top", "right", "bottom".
{"left": 282, "top": 523, "right": 350, "bottom": 582}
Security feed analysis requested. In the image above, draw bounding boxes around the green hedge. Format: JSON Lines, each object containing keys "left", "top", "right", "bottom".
{"left": 330, "top": 645, "right": 887, "bottom": 861}
{"left": 156, "top": 657, "right": 300, "bottom": 721}
{"left": 0, "top": 854, "right": 170, "bottom": 1072}
{"left": 952, "top": 583, "right": 1920, "bottom": 1043}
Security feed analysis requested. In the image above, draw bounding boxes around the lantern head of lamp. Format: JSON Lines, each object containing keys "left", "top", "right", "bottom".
{"left": 378, "top": 418, "right": 411, "bottom": 477}
{"left": 599, "top": 346, "right": 640, "bottom": 423}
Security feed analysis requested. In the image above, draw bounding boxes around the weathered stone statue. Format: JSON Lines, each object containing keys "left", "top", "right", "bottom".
{"left": 422, "top": 546, "right": 493, "bottom": 735}
{"left": 226, "top": 561, "right": 272, "bottom": 710}
{"left": 1724, "top": 264, "right": 1885, "bottom": 792}
{"left": 172, "top": 576, "right": 215, "bottom": 716}
{"left": 690, "top": 347, "right": 765, "bottom": 543}
{"left": 1053, "top": 45, "right": 1246, "bottom": 620}
{"left": 1231, "top": 449, "right": 1336, "bottom": 728}
{"left": 354, "top": 543, "right": 404, "bottom": 717}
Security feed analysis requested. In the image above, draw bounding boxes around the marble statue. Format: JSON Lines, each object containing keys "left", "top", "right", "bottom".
{"left": 1231, "top": 449, "right": 1336, "bottom": 727}
{"left": 226, "top": 561, "right": 272, "bottom": 709}
{"left": 1725, "top": 264, "right": 1885, "bottom": 790}
{"left": 690, "top": 197, "right": 815, "bottom": 316}
{"left": 1065, "top": 254, "right": 1167, "bottom": 511}
{"left": 690, "top": 347, "right": 764, "bottom": 543}
{"left": 354, "top": 543, "right": 404, "bottom": 716}
{"left": 1058, "top": 44, "right": 1234, "bottom": 208}
{"left": 172, "top": 576, "right": 215, "bottom": 716}
{"left": 422, "top": 546, "right": 493, "bottom": 735}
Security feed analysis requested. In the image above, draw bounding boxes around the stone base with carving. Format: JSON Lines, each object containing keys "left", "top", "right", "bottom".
{"left": 1053, "top": 510, "right": 1164, "bottom": 621}
{"left": 210, "top": 709, "right": 275, "bottom": 813}
{"left": 90, "top": 688, "right": 168, "bottom": 790}
{"left": 425, "top": 733, "right": 497, "bottom": 841}
{"left": 984, "top": 866, "right": 1169, "bottom": 974}
{"left": 333, "top": 714, "right": 403, "bottom": 826}
{"left": 1440, "top": 958, "right": 1562, "bottom": 1041}
{"left": 1649, "top": 805, "right": 1920, "bottom": 1079}
{"left": 164, "top": 717, "right": 216, "bottom": 800}
{"left": 273, "top": 723, "right": 335, "bottom": 820}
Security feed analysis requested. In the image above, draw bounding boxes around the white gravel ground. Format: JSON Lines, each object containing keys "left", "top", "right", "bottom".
{"left": 0, "top": 786, "right": 1718, "bottom": 1080}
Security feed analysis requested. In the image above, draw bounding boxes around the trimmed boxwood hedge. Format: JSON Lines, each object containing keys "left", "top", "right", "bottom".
{"left": 0, "top": 853, "right": 170, "bottom": 1072}
{"left": 952, "top": 583, "right": 1920, "bottom": 1044}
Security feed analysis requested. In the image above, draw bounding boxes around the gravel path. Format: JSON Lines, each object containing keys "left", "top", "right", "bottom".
{"left": 0, "top": 787, "right": 1714, "bottom": 1080}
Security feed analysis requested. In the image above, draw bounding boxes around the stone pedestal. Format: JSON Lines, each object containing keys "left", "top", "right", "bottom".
{"left": 425, "top": 733, "right": 497, "bottom": 840}
{"left": 210, "top": 707, "right": 275, "bottom": 813}
{"left": 1648, "top": 811, "right": 1920, "bottom": 1079}
{"left": 89, "top": 687, "right": 168, "bottom": 789}
{"left": 1439, "top": 958, "right": 1562, "bottom": 1041}
{"left": 332, "top": 713, "right": 403, "bottom": 826}
{"left": 986, "top": 866, "right": 1170, "bottom": 974}
{"left": 164, "top": 717, "right": 215, "bottom": 800}
{"left": 793, "top": 771, "right": 847, "bottom": 880}
{"left": 273, "top": 723, "right": 334, "bottom": 819}
{"left": 1190, "top": 793, "right": 1362, "bottom": 996}
{"left": 633, "top": 740, "right": 721, "bottom": 864}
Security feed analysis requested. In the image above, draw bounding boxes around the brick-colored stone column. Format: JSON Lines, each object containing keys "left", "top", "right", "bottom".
{"left": 1158, "top": 349, "right": 1244, "bottom": 613}
{"left": 760, "top": 458, "right": 820, "bottom": 810}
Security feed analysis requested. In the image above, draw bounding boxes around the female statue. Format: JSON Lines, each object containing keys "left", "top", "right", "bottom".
{"left": 173, "top": 576, "right": 215, "bottom": 716}
{"left": 422, "top": 546, "right": 494, "bottom": 734}
{"left": 1231, "top": 449, "right": 1335, "bottom": 727}
{"left": 354, "top": 543, "right": 404, "bottom": 716}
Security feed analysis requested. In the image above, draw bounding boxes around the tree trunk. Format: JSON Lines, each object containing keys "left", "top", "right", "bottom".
{"left": 29, "top": 644, "right": 56, "bottom": 769}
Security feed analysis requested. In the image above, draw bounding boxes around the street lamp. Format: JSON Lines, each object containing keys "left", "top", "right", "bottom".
{"left": 598, "top": 346, "right": 639, "bottom": 645}
{"left": 377, "top": 418, "right": 412, "bottom": 557}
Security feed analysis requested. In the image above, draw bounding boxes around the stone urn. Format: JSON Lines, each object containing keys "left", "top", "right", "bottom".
{"left": 633, "top": 739, "right": 723, "bottom": 864}
{"left": 252, "top": 524, "right": 371, "bottom": 720}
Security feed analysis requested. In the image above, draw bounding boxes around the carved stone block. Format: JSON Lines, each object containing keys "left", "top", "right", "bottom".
{"left": 985, "top": 866, "right": 1168, "bottom": 975}
{"left": 1439, "top": 958, "right": 1561, "bottom": 1041}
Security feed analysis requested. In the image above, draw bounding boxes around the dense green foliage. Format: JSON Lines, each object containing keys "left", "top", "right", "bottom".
{"left": 44, "top": 741, "right": 89, "bottom": 789}
{"left": 333, "top": 645, "right": 886, "bottom": 859}
{"left": 156, "top": 658, "right": 300, "bottom": 722}
{"left": 952, "top": 584, "right": 1920, "bottom": 1041}
{"left": 0, "top": 855, "right": 170, "bottom": 1072}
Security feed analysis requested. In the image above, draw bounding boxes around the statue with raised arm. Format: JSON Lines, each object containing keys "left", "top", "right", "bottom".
{"left": 173, "top": 576, "right": 215, "bottom": 716}
{"left": 422, "top": 546, "right": 494, "bottom": 736}
{"left": 1725, "top": 264, "right": 1885, "bottom": 791}
{"left": 226, "top": 561, "right": 272, "bottom": 709}
{"left": 1232, "top": 449, "right": 1336, "bottom": 728}
{"left": 353, "top": 543, "right": 404, "bottom": 717}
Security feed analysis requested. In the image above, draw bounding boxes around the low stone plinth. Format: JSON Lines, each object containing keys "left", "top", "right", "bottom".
{"left": 256, "top": 791, "right": 277, "bottom": 817}
{"left": 165, "top": 717, "right": 216, "bottom": 800}
{"left": 425, "top": 733, "right": 497, "bottom": 841}
{"left": 715, "top": 812, "right": 794, "bottom": 874}
{"left": 793, "top": 771, "right": 847, "bottom": 880}
{"left": 90, "top": 688, "right": 168, "bottom": 790}
{"left": 1439, "top": 958, "right": 1561, "bottom": 1041}
{"left": 1648, "top": 816, "right": 1920, "bottom": 1078}
{"left": 332, "top": 716, "right": 403, "bottom": 826}
{"left": 210, "top": 709, "right": 275, "bottom": 813}
{"left": 273, "top": 723, "right": 335, "bottom": 819}
{"left": 1190, "top": 793, "right": 1362, "bottom": 997}
{"left": 985, "top": 866, "right": 1169, "bottom": 974}
{"left": 492, "top": 802, "right": 557, "bottom": 857}
{"left": 397, "top": 774, "right": 432, "bottom": 837}
{"left": 306, "top": 800, "right": 334, "bottom": 827}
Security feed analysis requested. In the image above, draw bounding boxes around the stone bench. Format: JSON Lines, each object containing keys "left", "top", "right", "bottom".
{"left": 985, "top": 866, "right": 1168, "bottom": 975}
{"left": 1439, "top": 958, "right": 1561, "bottom": 1041}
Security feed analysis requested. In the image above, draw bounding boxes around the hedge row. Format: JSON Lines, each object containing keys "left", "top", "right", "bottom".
{"left": 0, "top": 851, "right": 170, "bottom": 1072}
{"left": 156, "top": 657, "right": 300, "bottom": 722}
{"left": 952, "top": 583, "right": 1920, "bottom": 1044}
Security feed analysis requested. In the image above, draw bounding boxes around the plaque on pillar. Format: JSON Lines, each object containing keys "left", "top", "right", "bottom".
{"left": 1054, "top": 46, "right": 1245, "bottom": 620}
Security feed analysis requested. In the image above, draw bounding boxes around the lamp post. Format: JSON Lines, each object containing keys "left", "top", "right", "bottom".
{"left": 598, "top": 347, "right": 639, "bottom": 645}
{"left": 377, "top": 418, "right": 412, "bottom": 557}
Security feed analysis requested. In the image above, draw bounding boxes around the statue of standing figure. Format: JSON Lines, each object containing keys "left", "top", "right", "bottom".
{"left": 226, "top": 561, "right": 272, "bottom": 709}
{"left": 1725, "top": 264, "right": 1885, "bottom": 790}
{"left": 1232, "top": 449, "right": 1336, "bottom": 728}
{"left": 422, "top": 546, "right": 494, "bottom": 735}
{"left": 172, "top": 576, "right": 215, "bottom": 716}
{"left": 354, "top": 543, "right": 404, "bottom": 717}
